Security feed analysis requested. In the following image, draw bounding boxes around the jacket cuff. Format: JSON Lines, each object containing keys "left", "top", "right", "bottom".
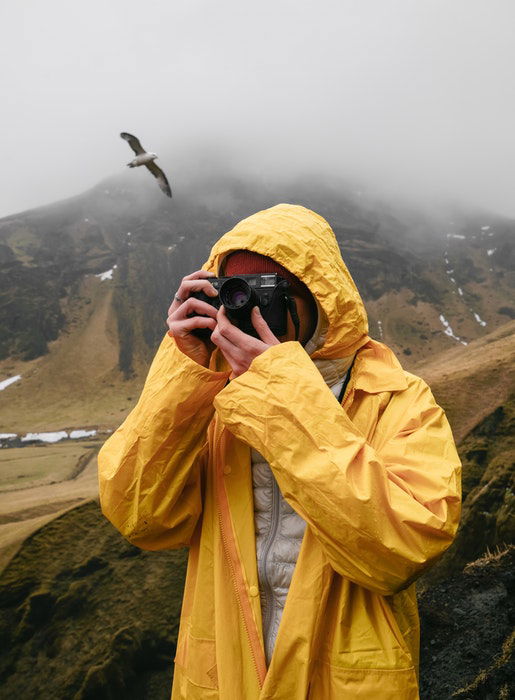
{"left": 133, "top": 333, "right": 230, "bottom": 435}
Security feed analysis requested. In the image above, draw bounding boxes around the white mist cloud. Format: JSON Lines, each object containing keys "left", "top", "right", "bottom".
{"left": 0, "top": 0, "right": 514, "bottom": 217}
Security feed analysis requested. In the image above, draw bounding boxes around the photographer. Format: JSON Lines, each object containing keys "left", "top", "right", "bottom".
{"left": 98, "top": 203, "right": 461, "bottom": 699}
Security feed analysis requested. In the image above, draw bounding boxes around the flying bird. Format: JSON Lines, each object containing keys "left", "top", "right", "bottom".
{"left": 120, "top": 132, "right": 172, "bottom": 198}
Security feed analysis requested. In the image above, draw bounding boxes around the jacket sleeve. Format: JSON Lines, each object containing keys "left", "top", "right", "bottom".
{"left": 213, "top": 342, "right": 461, "bottom": 595}
{"left": 98, "top": 334, "right": 230, "bottom": 550}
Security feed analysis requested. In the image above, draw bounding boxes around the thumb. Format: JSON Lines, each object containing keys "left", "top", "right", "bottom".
{"left": 252, "top": 306, "right": 280, "bottom": 345}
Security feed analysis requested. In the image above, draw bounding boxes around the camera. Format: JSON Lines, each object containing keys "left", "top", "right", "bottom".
{"left": 190, "top": 274, "right": 291, "bottom": 339}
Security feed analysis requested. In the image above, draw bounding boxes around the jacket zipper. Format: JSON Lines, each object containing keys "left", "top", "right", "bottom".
{"left": 258, "top": 467, "right": 280, "bottom": 663}
{"left": 215, "top": 425, "right": 265, "bottom": 689}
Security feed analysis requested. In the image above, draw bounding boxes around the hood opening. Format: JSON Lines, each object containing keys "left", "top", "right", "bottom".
{"left": 206, "top": 203, "right": 370, "bottom": 360}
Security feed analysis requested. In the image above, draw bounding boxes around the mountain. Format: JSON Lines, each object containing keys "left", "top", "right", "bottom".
{"left": 0, "top": 171, "right": 513, "bottom": 434}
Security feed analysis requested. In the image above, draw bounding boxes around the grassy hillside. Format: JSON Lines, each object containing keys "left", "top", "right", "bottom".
{"left": 0, "top": 502, "right": 186, "bottom": 700}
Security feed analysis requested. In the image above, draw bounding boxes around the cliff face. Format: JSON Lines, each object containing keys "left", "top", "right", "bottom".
{"left": 419, "top": 546, "right": 514, "bottom": 700}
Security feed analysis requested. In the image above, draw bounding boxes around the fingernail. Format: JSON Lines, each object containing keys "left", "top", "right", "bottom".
{"left": 254, "top": 306, "right": 261, "bottom": 314}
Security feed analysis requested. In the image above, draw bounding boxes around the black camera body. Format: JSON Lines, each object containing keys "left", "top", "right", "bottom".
{"left": 190, "top": 273, "right": 291, "bottom": 339}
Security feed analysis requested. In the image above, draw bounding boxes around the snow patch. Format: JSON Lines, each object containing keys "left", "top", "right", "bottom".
{"left": 473, "top": 312, "right": 487, "bottom": 327}
{"left": 95, "top": 264, "right": 117, "bottom": 281}
{"left": 0, "top": 375, "right": 21, "bottom": 391}
{"left": 487, "top": 248, "right": 496, "bottom": 256}
{"left": 70, "top": 429, "right": 97, "bottom": 439}
{"left": 127, "top": 232, "right": 131, "bottom": 236}
{"left": 450, "top": 277, "right": 456, "bottom": 283}
{"left": 446, "top": 269, "right": 454, "bottom": 274}
{"left": 0, "top": 433, "right": 17, "bottom": 439}
{"left": 481, "top": 225, "right": 491, "bottom": 231}
{"left": 458, "top": 287, "right": 463, "bottom": 296}
{"left": 447, "top": 234, "right": 465, "bottom": 239}
{"left": 21, "top": 431, "right": 68, "bottom": 444}
{"left": 439, "top": 315, "right": 467, "bottom": 345}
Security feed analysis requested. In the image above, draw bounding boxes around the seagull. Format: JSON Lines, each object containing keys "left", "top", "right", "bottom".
{"left": 120, "top": 132, "right": 172, "bottom": 197}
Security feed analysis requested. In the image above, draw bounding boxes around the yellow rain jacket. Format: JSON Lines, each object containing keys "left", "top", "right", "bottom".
{"left": 98, "top": 204, "right": 461, "bottom": 699}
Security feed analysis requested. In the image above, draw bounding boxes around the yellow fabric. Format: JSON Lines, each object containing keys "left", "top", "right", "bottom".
{"left": 98, "top": 203, "right": 461, "bottom": 699}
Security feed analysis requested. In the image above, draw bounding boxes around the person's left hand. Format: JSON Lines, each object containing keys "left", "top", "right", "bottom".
{"left": 211, "top": 306, "right": 280, "bottom": 377}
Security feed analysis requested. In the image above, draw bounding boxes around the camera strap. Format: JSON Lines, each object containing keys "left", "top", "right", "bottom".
{"left": 286, "top": 295, "right": 300, "bottom": 341}
{"left": 337, "top": 355, "right": 356, "bottom": 404}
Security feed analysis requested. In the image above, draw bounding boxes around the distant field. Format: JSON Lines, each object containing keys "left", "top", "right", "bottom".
{"left": 0, "top": 441, "right": 101, "bottom": 491}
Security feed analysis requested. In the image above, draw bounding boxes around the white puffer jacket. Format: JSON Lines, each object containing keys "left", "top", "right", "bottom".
{"left": 251, "top": 378, "right": 345, "bottom": 664}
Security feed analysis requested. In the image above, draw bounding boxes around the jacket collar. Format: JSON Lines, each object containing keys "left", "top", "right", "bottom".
{"left": 352, "top": 339, "right": 408, "bottom": 394}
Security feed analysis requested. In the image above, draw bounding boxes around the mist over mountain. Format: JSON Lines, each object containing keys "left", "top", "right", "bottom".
{"left": 1, "top": 167, "right": 513, "bottom": 381}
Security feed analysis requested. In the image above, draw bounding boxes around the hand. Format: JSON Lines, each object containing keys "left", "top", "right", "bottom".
{"left": 210, "top": 306, "right": 280, "bottom": 377}
{"left": 167, "top": 270, "right": 219, "bottom": 367}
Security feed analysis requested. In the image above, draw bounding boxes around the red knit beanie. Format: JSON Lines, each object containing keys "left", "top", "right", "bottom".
{"left": 224, "top": 250, "right": 310, "bottom": 299}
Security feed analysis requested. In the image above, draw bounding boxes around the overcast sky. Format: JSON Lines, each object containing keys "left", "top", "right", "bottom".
{"left": 1, "top": 0, "right": 514, "bottom": 218}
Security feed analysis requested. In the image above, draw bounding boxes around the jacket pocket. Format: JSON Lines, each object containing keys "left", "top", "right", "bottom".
{"left": 310, "top": 661, "right": 419, "bottom": 700}
{"left": 174, "top": 628, "right": 218, "bottom": 690}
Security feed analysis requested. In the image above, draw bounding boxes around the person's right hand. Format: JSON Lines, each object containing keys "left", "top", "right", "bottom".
{"left": 167, "top": 270, "right": 219, "bottom": 368}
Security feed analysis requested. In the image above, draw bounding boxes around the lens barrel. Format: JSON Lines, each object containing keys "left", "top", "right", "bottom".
{"left": 219, "top": 278, "right": 258, "bottom": 319}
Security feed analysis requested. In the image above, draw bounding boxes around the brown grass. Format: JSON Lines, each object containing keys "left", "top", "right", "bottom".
{"left": 0, "top": 442, "right": 96, "bottom": 491}
{"left": 415, "top": 320, "right": 515, "bottom": 443}
{"left": 0, "top": 275, "right": 144, "bottom": 433}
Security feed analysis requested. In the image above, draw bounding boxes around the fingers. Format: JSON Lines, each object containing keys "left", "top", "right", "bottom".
{"left": 172, "top": 315, "right": 217, "bottom": 336}
{"left": 211, "top": 307, "right": 238, "bottom": 349}
{"left": 211, "top": 306, "right": 276, "bottom": 377}
{"left": 167, "top": 298, "right": 218, "bottom": 336}
{"left": 168, "top": 270, "right": 217, "bottom": 315}
{"left": 183, "top": 270, "right": 215, "bottom": 281}
{"left": 251, "top": 307, "right": 280, "bottom": 345}
{"left": 171, "top": 297, "right": 218, "bottom": 321}
{"left": 215, "top": 306, "right": 243, "bottom": 344}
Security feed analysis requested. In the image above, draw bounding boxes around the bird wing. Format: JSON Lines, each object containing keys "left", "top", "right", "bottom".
{"left": 120, "top": 132, "right": 146, "bottom": 155}
{"left": 146, "top": 161, "right": 172, "bottom": 198}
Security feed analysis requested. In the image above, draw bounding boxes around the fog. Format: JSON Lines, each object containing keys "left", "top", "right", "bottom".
{"left": 1, "top": 0, "right": 514, "bottom": 218}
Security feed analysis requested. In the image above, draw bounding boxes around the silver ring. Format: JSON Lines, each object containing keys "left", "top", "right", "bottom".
{"left": 174, "top": 293, "right": 185, "bottom": 303}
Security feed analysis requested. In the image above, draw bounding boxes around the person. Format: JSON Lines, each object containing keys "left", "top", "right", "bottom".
{"left": 98, "top": 203, "right": 462, "bottom": 699}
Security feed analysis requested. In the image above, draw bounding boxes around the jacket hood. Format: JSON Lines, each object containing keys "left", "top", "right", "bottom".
{"left": 205, "top": 203, "right": 369, "bottom": 359}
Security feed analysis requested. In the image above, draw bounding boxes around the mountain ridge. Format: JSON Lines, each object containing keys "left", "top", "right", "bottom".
{"left": 1, "top": 172, "right": 513, "bottom": 434}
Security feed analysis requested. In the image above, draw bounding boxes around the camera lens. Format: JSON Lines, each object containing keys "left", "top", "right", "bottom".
{"left": 229, "top": 290, "right": 248, "bottom": 307}
{"left": 219, "top": 277, "right": 257, "bottom": 317}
